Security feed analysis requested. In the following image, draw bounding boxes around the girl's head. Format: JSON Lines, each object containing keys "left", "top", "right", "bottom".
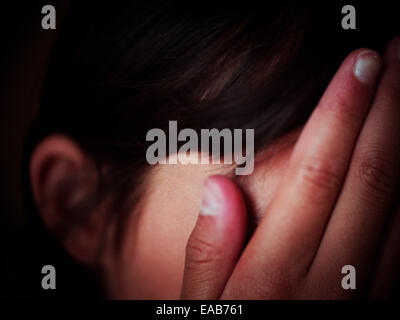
{"left": 25, "top": 1, "right": 395, "bottom": 298}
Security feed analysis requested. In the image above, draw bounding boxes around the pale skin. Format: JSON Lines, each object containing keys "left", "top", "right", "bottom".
{"left": 30, "top": 38, "right": 400, "bottom": 299}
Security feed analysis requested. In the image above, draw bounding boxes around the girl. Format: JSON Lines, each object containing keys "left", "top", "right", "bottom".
{"left": 25, "top": 1, "right": 400, "bottom": 298}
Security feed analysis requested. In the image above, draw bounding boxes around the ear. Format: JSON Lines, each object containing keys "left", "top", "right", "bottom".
{"left": 30, "top": 134, "right": 106, "bottom": 266}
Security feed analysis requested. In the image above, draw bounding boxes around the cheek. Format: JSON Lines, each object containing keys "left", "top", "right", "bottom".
{"left": 130, "top": 191, "right": 200, "bottom": 298}
{"left": 112, "top": 165, "right": 210, "bottom": 299}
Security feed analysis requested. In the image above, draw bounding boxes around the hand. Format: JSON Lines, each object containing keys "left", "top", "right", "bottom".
{"left": 180, "top": 38, "right": 400, "bottom": 299}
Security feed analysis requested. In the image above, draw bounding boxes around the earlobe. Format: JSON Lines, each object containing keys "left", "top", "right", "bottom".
{"left": 30, "top": 134, "right": 104, "bottom": 265}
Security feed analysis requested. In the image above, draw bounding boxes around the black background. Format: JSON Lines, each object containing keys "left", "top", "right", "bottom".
{"left": 0, "top": 1, "right": 399, "bottom": 299}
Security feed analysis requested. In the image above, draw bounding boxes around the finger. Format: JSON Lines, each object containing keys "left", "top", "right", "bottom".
{"left": 180, "top": 175, "right": 247, "bottom": 299}
{"left": 223, "top": 48, "right": 382, "bottom": 298}
{"left": 308, "top": 38, "right": 400, "bottom": 297}
{"left": 370, "top": 202, "right": 400, "bottom": 299}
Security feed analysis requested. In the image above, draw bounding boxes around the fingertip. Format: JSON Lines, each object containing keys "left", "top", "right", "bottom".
{"left": 314, "top": 48, "right": 381, "bottom": 114}
{"left": 202, "top": 175, "right": 247, "bottom": 220}
{"left": 200, "top": 175, "right": 248, "bottom": 245}
{"left": 353, "top": 49, "right": 382, "bottom": 84}
{"left": 181, "top": 175, "right": 248, "bottom": 299}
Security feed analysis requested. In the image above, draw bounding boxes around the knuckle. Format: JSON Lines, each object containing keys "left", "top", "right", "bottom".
{"left": 357, "top": 152, "right": 398, "bottom": 201}
{"left": 185, "top": 235, "right": 219, "bottom": 266}
{"left": 298, "top": 157, "right": 342, "bottom": 199}
{"left": 328, "top": 97, "right": 365, "bottom": 124}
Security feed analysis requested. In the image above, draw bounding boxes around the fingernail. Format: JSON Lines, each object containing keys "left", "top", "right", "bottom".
{"left": 354, "top": 51, "right": 381, "bottom": 84}
{"left": 200, "top": 178, "right": 222, "bottom": 216}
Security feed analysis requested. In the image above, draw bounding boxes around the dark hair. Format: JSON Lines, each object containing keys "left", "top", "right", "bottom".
{"left": 22, "top": 1, "right": 398, "bottom": 297}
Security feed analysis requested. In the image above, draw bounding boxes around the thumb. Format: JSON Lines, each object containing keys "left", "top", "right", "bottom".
{"left": 180, "top": 175, "right": 248, "bottom": 299}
